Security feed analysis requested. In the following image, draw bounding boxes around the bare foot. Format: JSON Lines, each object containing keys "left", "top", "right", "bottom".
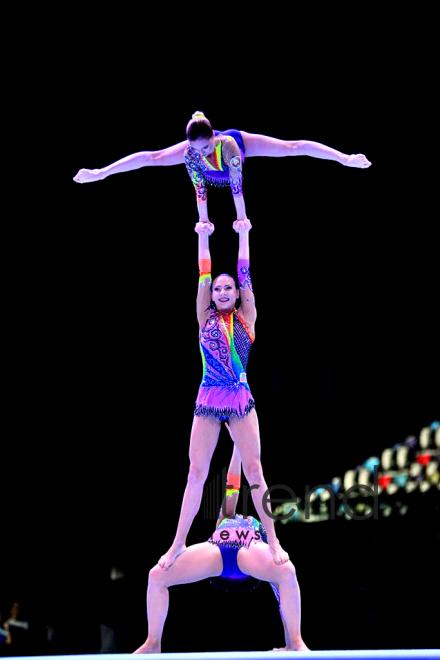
{"left": 73, "top": 168, "right": 103, "bottom": 183}
{"left": 271, "top": 643, "right": 310, "bottom": 652}
{"left": 269, "top": 540, "right": 289, "bottom": 564}
{"left": 291, "top": 640, "right": 311, "bottom": 652}
{"left": 158, "top": 542, "right": 186, "bottom": 570}
{"left": 133, "top": 638, "right": 160, "bottom": 654}
{"left": 345, "top": 153, "right": 371, "bottom": 168}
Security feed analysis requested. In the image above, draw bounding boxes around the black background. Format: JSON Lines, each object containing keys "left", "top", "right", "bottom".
{"left": 2, "top": 8, "right": 439, "bottom": 655}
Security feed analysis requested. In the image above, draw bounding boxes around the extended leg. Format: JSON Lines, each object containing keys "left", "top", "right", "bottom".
{"left": 158, "top": 415, "right": 221, "bottom": 569}
{"left": 240, "top": 131, "right": 370, "bottom": 167}
{"left": 134, "top": 542, "right": 222, "bottom": 654}
{"left": 73, "top": 140, "right": 188, "bottom": 183}
{"left": 228, "top": 409, "right": 289, "bottom": 565}
{"left": 237, "top": 542, "right": 309, "bottom": 652}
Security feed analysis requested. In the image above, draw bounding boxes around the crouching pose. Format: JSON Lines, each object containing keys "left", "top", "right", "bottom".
{"left": 134, "top": 430, "right": 309, "bottom": 654}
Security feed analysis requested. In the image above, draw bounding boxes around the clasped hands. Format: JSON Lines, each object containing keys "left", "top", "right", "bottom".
{"left": 195, "top": 218, "right": 252, "bottom": 235}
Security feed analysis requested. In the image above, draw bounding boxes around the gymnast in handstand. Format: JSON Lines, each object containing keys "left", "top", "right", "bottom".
{"left": 158, "top": 217, "right": 288, "bottom": 570}
{"left": 74, "top": 111, "right": 371, "bottom": 224}
{"left": 134, "top": 427, "right": 309, "bottom": 654}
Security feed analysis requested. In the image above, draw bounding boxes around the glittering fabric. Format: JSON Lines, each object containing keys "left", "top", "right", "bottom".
{"left": 208, "top": 516, "right": 282, "bottom": 615}
{"left": 215, "top": 129, "right": 245, "bottom": 154}
{"left": 230, "top": 168, "right": 243, "bottom": 196}
{"left": 185, "top": 129, "right": 245, "bottom": 195}
{"left": 199, "top": 271, "right": 211, "bottom": 287}
{"left": 209, "top": 515, "right": 263, "bottom": 551}
{"left": 185, "top": 150, "right": 208, "bottom": 202}
{"left": 237, "top": 259, "right": 254, "bottom": 303}
{"left": 198, "top": 260, "right": 211, "bottom": 288}
{"left": 194, "top": 309, "right": 255, "bottom": 420}
{"left": 208, "top": 516, "right": 263, "bottom": 591}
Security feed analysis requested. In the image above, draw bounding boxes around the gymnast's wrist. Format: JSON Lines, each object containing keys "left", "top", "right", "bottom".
{"left": 197, "top": 203, "right": 209, "bottom": 219}
{"left": 96, "top": 168, "right": 108, "bottom": 180}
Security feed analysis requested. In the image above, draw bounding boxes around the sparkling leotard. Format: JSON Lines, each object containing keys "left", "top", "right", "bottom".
{"left": 194, "top": 309, "right": 255, "bottom": 421}
{"left": 185, "top": 129, "right": 245, "bottom": 201}
{"left": 208, "top": 515, "right": 282, "bottom": 613}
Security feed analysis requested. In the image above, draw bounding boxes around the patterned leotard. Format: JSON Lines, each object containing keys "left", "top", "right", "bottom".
{"left": 194, "top": 309, "right": 255, "bottom": 421}
{"left": 185, "top": 129, "right": 245, "bottom": 202}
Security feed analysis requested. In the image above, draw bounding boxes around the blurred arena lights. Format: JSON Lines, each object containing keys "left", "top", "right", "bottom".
{"left": 275, "top": 422, "right": 440, "bottom": 524}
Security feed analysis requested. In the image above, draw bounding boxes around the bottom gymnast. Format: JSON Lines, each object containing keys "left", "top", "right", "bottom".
{"left": 134, "top": 424, "right": 309, "bottom": 654}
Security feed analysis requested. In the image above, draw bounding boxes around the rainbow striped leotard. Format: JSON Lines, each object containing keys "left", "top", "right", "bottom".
{"left": 194, "top": 308, "right": 255, "bottom": 421}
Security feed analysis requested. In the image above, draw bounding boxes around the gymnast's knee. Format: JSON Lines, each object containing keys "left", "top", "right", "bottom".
{"left": 243, "top": 459, "right": 263, "bottom": 484}
{"left": 148, "top": 565, "right": 165, "bottom": 586}
{"left": 279, "top": 560, "right": 297, "bottom": 583}
{"left": 187, "top": 461, "right": 209, "bottom": 486}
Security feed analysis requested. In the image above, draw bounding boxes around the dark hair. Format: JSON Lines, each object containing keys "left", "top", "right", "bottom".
{"left": 205, "top": 274, "right": 240, "bottom": 312}
{"left": 186, "top": 111, "right": 214, "bottom": 141}
{"left": 212, "top": 273, "right": 238, "bottom": 290}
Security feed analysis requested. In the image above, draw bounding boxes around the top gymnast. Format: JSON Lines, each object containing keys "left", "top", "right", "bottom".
{"left": 73, "top": 111, "right": 371, "bottom": 223}
{"left": 158, "top": 217, "right": 288, "bottom": 570}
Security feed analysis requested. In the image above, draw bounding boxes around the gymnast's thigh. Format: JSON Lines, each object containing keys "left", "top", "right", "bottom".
{"left": 240, "top": 131, "right": 292, "bottom": 158}
{"left": 154, "top": 139, "right": 188, "bottom": 165}
{"left": 237, "top": 542, "right": 294, "bottom": 583}
{"left": 154, "top": 542, "right": 223, "bottom": 587}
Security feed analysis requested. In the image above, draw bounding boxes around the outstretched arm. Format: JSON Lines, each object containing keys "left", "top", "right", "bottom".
{"left": 195, "top": 222, "right": 214, "bottom": 327}
{"left": 185, "top": 148, "right": 211, "bottom": 223}
{"left": 234, "top": 219, "right": 256, "bottom": 332}
{"left": 223, "top": 138, "right": 248, "bottom": 221}
{"left": 73, "top": 140, "right": 188, "bottom": 183}
{"left": 231, "top": 175, "right": 247, "bottom": 222}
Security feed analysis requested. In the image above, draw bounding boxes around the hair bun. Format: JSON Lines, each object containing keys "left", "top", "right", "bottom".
{"left": 192, "top": 111, "right": 206, "bottom": 119}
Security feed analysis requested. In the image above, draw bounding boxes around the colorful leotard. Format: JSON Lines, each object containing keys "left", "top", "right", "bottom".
{"left": 194, "top": 309, "right": 255, "bottom": 421}
{"left": 208, "top": 515, "right": 282, "bottom": 614}
{"left": 184, "top": 129, "right": 245, "bottom": 202}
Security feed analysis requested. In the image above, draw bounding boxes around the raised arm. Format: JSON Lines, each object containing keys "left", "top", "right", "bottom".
{"left": 234, "top": 219, "right": 256, "bottom": 331}
{"left": 185, "top": 147, "right": 211, "bottom": 223}
{"left": 73, "top": 141, "right": 188, "bottom": 183}
{"left": 195, "top": 221, "right": 214, "bottom": 327}
{"left": 222, "top": 137, "right": 247, "bottom": 221}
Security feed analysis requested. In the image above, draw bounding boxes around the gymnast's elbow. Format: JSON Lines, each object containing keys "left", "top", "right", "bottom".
{"left": 291, "top": 140, "right": 307, "bottom": 154}
{"left": 148, "top": 149, "right": 168, "bottom": 166}
{"left": 140, "top": 150, "right": 163, "bottom": 166}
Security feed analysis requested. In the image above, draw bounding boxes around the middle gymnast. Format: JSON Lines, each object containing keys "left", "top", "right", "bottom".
{"left": 158, "top": 218, "right": 289, "bottom": 570}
